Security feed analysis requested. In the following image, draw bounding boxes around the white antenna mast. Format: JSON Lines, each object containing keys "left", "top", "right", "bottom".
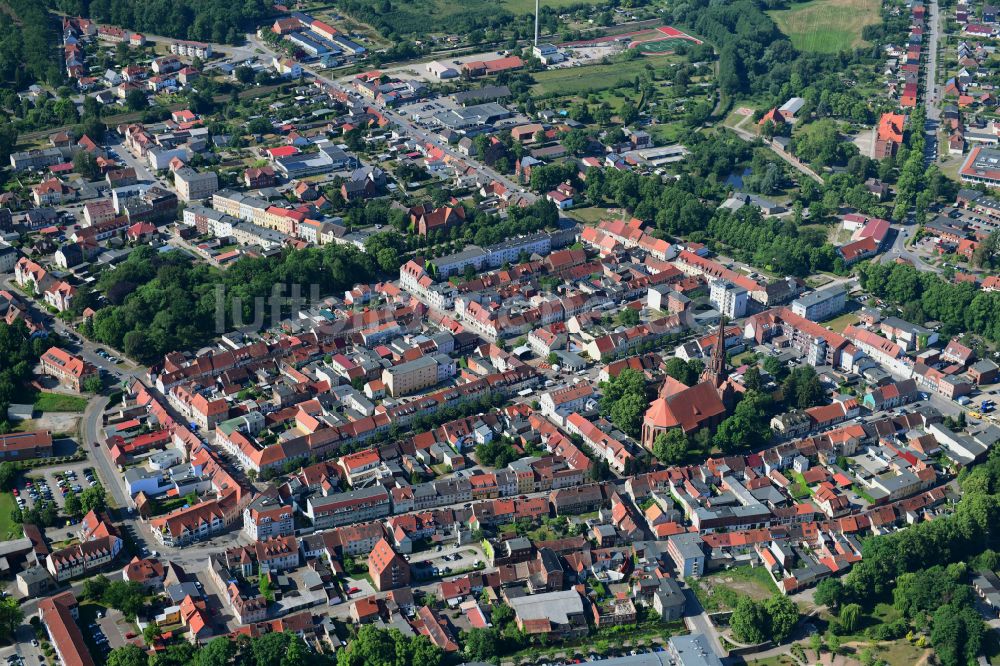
{"left": 535, "top": 0, "right": 540, "bottom": 47}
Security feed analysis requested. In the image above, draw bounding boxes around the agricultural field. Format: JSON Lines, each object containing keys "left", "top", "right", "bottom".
{"left": 503, "top": 0, "right": 601, "bottom": 13}
{"left": 768, "top": 0, "right": 881, "bottom": 53}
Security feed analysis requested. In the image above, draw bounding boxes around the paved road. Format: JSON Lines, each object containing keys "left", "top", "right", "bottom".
{"left": 245, "top": 34, "right": 536, "bottom": 201}
{"left": 923, "top": 0, "right": 941, "bottom": 166}
{"left": 682, "top": 588, "right": 726, "bottom": 658}
{"left": 880, "top": 226, "right": 943, "bottom": 273}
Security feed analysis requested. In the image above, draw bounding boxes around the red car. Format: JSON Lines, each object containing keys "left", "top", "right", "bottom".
{"left": 11, "top": 489, "right": 17, "bottom": 496}
{"left": 347, "top": 587, "right": 360, "bottom": 594}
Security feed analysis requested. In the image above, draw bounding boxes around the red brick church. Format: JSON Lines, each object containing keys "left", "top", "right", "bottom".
{"left": 641, "top": 321, "right": 742, "bottom": 451}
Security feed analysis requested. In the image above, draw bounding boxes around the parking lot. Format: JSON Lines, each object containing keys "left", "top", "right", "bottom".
{"left": 410, "top": 543, "right": 485, "bottom": 580}
{"left": 79, "top": 605, "right": 137, "bottom": 661}
{"left": 15, "top": 462, "right": 98, "bottom": 512}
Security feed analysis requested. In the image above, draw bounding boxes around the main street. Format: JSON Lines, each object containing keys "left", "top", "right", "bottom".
{"left": 923, "top": 0, "right": 942, "bottom": 165}
{"left": 245, "top": 34, "right": 536, "bottom": 202}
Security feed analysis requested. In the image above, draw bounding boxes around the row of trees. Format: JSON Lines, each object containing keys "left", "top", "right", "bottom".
{"left": 107, "top": 629, "right": 334, "bottom": 666}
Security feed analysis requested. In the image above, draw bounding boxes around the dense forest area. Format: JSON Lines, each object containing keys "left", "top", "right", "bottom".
{"left": 53, "top": 0, "right": 272, "bottom": 44}
{"left": 0, "top": 0, "right": 64, "bottom": 89}
{"left": 75, "top": 244, "right": 376, "bottom": 363}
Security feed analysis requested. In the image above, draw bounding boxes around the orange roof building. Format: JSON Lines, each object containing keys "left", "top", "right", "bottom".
{"left": 641, "top": 377, "right": 727, "bottom": 450}
{"left": 369, "top": 537, "right": 409, "bottom": 591}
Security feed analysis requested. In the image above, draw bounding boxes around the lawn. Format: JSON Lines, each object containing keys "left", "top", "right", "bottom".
{"left": 822, "top": 312, "right": 860, "bottom": 332}
{"left": 0, "top": 494, "right": 22, "bottom": 540}
{"left": 531, "top": 58, "right": 672, "bottom": 97}
{"left": 726, "top": 565, "right": 781, "bottom": 596}
{"left": 747, "top": 657, "right": 798, "bottom": 666}
{"left": 568, "top": 206, "right": 615, "bottom": 225}
{"left": 789, "top": 470, "right": 814, "bottom": 498}
{"left": 768, "top": 0, "right": 881, "bottom": 53}
{"left": 647, "top": 122, "right": 685, "bottom": 144}
{"left": 690, "top": 566, "right": 778, "bottom": 612}
{"left": 34, "top": 392, "right": 88, "bottom": 413}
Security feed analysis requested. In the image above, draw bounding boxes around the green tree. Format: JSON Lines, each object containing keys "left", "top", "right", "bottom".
{"left": 280, "top": 635, "right": 310, "bottom": 666}
{"left": 653, "top": 428, "right": 689, "bottom": 465}
{"left": 730, "top": 596, "right": 768, "bottom": 644}
{"left": 813, "top": 578, "right": 844, "bottom": 610}
{"left": 125, "top": 88, "right": 148, "bottom": 111}
{"left": 762, "top": 355, "right": 784, "bottom": 379}
{"left": 783, "top": 365, "right": 824, "bottom": 409}
{"left": 931, "top": 604, "right": 985, "bottom": 666}
{"left": 82, "top": 574, "right": 110, "bottom": 601}
{"left": 463, "top": 627, "right": 499, "bottom": 661}
{"left": 743, "top": 366, "right": 763, "bottom": 392}
{"left": 143, "top": 623, "right": 162, "bottom": 645}
{"left": 765, "top": 594, "right": 799, "bottom": 642}
{"left": 252, "top": 631, "right": 290, "bottom": 666}
{"left": 198, "top": 637, "right": 236, "bottom": 666}
{"left": 610, "top": 391, "right": 646, "bottom": 437}
{"left": 0, "top": 463, "right": 16, "bottom": 491}
{"left": 64, "top": 491, "right": 82, "bottom": 517}
{"left": 103, "top": 580, "right": 146, "bottom": 619}
{"left": 0, "top": 597, "right": 22, "bottom": 641}
{"left": 73, "top": 150, "right": 99, "bottom": 179}
{"left": 106, "top": 644, "right": 147, "bottom": 666}
{"left": 82, "top": 375, "right": 103, "bottom": 393}
{"left": 838, "top": 603, "right": 862, "bottom": 634}
{"left": 81, "top": 485, "right": 108, "bottom": 514}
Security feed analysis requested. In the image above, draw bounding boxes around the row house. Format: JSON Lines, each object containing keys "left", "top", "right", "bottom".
{"left": 46, "top": 536, "right": 122, "bottom": 582}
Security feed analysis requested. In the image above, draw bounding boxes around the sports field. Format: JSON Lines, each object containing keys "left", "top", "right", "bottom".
{"left": 768, "top": 0, "right": 880, "bottom": 53}
{"left": 637, "top": 38, "right": 691, "bottom": 54}
{"left": 628, "top": 25, "right": 702, "bottom": 51}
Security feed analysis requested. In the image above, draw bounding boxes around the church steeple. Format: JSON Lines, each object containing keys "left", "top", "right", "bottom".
{"left": 702, "top": 316, "right": 728, "bottom": 388}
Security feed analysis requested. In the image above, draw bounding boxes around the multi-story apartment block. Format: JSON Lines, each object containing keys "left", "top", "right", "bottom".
{"left": 305, "top": 486, "right": 391, "bottom": 529}
{"left": 242, "top": 491, "right": 294, "bottom": 541}
{"left": 174, "top": 167, "right": 219, "bottom": 202}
